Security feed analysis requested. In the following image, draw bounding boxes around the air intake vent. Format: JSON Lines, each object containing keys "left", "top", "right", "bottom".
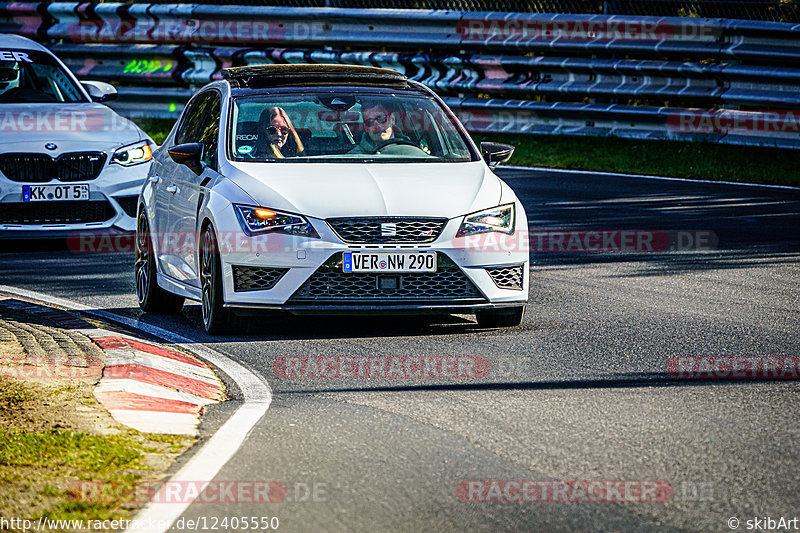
{"left": 486, "top": 264, "right": 524, "bottom": 290}
{"left": 232, "top": 266, "right": 289, "bottom": 292}
{"left": 289, "top": 252, "right": 483, "bottom": 302}
{"left": 0, "top": 201, "right": 115, "bottom": 225}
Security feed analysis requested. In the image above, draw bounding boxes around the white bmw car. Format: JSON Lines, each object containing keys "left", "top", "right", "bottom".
{"left": 136, "top": 64, "right": 529, "bottom": 334}
{"left": 0, "top": 34, "right": 153, "bottom": 236}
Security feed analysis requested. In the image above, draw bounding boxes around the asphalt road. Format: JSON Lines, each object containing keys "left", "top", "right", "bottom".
{"left": 1, "top": 168, "right": 799, "bottom": 532}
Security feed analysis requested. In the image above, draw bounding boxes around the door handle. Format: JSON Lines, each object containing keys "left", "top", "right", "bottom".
{"left": 166, "top": 185, "right": 179, "bottom": 194}
{"left": 148, "top": 175, "right": 160, "bottom": 183}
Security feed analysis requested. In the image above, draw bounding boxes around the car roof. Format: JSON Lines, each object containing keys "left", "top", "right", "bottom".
{"left": 0, "top": 33, "right": 51, "bottom": 53}
{"left": 222, "top": 64, "right": 409, "bottom": 90}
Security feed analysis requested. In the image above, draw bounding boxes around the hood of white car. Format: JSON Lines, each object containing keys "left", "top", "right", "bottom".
{"left": 226, "top": 161, "right": 503, "bottom": 219}
{"left": 0, "top": 102, "right": 145, "bottom": 152}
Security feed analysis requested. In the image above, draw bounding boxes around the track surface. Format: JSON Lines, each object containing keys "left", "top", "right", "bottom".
{"left": 2, "top": 169, "right": 799, "bottom": 532}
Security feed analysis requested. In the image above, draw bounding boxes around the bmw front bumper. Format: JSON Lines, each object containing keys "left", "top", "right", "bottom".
{"left": 0, "top": 158, "right": 148, "bottom": 238}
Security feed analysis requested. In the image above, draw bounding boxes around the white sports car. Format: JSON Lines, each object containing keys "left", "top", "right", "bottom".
{"left": 0, "top": 34, "right": 153, "bottom": 236}
{"left": 136, "top": 64, "right": 529, "bottom": 334}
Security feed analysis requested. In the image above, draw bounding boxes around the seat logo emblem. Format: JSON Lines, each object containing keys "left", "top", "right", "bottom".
{"left": 380, "top": 223, "right": 397, "bottom": 237}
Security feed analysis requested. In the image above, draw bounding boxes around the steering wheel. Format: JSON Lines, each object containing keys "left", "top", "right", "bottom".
{"left": 368, "top": 138, "right": 422, "bottom": 154}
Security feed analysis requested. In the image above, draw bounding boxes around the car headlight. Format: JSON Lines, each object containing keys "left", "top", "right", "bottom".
{"left": 456, "top": 203, "right": 515, "bottom": 237}
{"left": 234, "top": 205, "right": 320, "bottom": 238}
{"left": 111, "top": 141, "right": 153, "bottom": 166}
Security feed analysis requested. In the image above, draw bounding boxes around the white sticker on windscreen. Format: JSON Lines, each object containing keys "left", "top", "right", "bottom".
{"left": 0, "top": 51, "right": 32, "bottom": 62}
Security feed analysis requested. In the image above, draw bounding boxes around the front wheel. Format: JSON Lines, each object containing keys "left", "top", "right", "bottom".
{"left": 135, "top": 210, "right": 184, "bottom": 314}
{"left": 199, "top": 226, "right": 239, "bottom": 335}
{"left": 475, "top": 306, "right": 525, "bottom": 328}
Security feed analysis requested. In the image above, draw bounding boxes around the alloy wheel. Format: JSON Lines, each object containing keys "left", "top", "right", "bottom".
{"left": 135, "top": 212, "right": 150, "bottom": 305}
{"left": 200, "top": 230, "right": 214, "bottom": 329}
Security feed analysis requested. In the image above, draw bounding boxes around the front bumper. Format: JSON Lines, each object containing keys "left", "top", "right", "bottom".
{"left": 226, "top": 301, "right": 523, "bottom": 317}
{"left": 0, "top": 160, "right": 147, "bottom": 236}
{"left": 212, "top": 205, "right": 530, "bottom": 313}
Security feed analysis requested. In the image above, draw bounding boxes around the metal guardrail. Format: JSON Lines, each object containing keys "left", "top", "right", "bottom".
{"left": 103, "top": 0, "right": 800, "bottom": 24}
{"left": 3, "top": 3, "right": 800, "bottom": 148}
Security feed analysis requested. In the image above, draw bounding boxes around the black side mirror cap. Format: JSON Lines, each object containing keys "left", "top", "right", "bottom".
{"left": 480, "top": 142, "right": 515, "bottom": 168}
{"left": 81, "top": 80, "right": 118, "bottom": 102}
{"left": 168, "top": 143, "right": 204, "bottom": 175}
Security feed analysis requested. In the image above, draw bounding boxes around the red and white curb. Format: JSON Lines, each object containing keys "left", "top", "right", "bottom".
{"left": 92, "top": 335, "right": 225, "bottom": 435}
{"left": 0, "top": 297, "right": 224, "bottom": 435}
{"left": 0, "top": 286, "right": 272, "bottom": 533}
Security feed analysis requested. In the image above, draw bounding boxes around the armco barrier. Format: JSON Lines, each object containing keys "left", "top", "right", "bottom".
{"left": 3, "top": 3, "right": 800, "bottom": 148}
{"left": 141, "top": 0, "right": 800, "bottom": 24}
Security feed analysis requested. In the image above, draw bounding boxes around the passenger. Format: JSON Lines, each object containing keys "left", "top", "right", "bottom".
{"left": 253, "top": 107, "right": 304, "bottom": 159}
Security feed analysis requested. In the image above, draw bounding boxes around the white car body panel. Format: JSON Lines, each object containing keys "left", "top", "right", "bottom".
{"left": 142, "top": 76, "right": 529, "bottom": 317}
{"left": 226, "top": 161, "right": 501, "bottom": 219}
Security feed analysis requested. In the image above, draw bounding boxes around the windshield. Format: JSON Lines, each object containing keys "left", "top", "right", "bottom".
{"left": 229, "top": 90, "right": 477, "bottom": 163}
{"left": 0, "top": 49, "right": 87, "bottom": 103}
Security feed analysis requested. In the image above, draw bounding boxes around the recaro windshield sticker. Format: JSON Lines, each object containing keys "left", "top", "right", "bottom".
{"left": 0, "top": 51, "right": 33, "bottom": 62}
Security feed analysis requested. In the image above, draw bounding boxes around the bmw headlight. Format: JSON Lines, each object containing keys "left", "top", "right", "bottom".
{"left": 234, "top": 205, "right": 319, "bottom": 238}
{"left": 456, "top": 204, "right": 515, "bottom": 237}
{"left": 111, "top": 141, "right": 153, "bottom": 166}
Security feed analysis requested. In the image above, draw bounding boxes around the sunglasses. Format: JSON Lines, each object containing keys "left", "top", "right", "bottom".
{"left": 267, "top": 125, "right": 289, "bottom": 136}
{"left": 363, "top": 113, "right": 390, "bottom": 127}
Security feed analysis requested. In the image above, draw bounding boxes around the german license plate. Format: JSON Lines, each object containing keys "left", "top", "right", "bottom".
{"left": 343, "top": 251, "right": 437, "bottom": 273}
{"left": 22, "top": 184, "right": 89, "bottom": 202}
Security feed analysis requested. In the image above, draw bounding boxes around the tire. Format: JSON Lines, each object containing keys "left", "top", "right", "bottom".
{"left": 135, "top": 209, "right": 184, "bottom": 314}
{"left": 475, "top": 306, "right": 525, "bottom": 328}
{"left": 199, "top": 225, "right": 240, "bottom": 335}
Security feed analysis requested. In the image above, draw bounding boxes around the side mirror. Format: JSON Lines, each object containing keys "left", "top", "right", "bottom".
{"left": 81, "top": 80, "right": 118, "bottom": 102}
{"left": 480, "top": 142, "right": 514, "bottom": 168}
{"left": 168, "top": 143, "right": 204, "bottom": 175}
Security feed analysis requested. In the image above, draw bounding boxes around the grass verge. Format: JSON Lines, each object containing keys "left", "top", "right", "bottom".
{"left": 135, "top": 118, "right": 174, "bottom": 145}
{"left": 471, "top": 133, "right": 800, "bottom": 187}
{"left": 0, "top": 375, "right": 193, "bottom": 524}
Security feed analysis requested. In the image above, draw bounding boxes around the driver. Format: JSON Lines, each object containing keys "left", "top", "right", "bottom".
{"left": 349, "top": 98, "right": 415, "bottom": 154}
{"left": 0, "top": 64, "right": 21, "bottom": 97}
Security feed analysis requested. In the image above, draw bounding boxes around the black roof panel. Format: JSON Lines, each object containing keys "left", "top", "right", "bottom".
{"left": 222, "top": 64, "right": 408, "bottom": 89}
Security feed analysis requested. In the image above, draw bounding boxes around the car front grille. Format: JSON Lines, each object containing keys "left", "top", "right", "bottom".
{"left": 288, "top": 252, "right": 483, "bottom": 303}
{"left": 232, "top": 266, "right": 289, "bottom": 292}
{"left": 0, "top": 201, "right": 116, "bottom": 225}
{"left": 326, "top": 217, "right": 447, "bottom": 244}
{"left": 0, "top": 152, "right": 107, "bottom": 183}
{"left": 486, "top": 264, "right": 525, "bottom": 290}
